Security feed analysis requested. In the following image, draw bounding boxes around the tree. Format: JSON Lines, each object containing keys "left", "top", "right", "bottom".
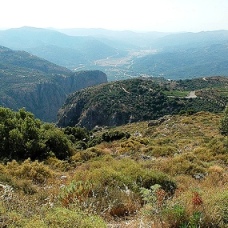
{"left": 0, "top": 107, "right": 71, "bottom": 160}
{"left": 44, "top": 128, "right": 72, "bottom": 160}
{"left": 219, "top": 106, "right": 228, "bottom": 136}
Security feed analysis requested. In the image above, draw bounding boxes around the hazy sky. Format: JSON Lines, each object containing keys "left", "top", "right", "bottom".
{"left": 1, "top": 0, "right": 228, "bottom": 32}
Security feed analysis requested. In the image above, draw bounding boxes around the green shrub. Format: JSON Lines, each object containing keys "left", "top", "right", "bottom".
{"left": 102, "top": 130, "right": 130, "bottom": 142}
{"left": 6, "top": 159, "right": 53, "bottom": 184}
{"left": 0, "top": 107, "right": 73, "bottom": 161}
{"left": 137, "top": 171, "right": 177, "bottom": 194}
{"left": 45, "top": 207, "right": 106, "bottom": 228}
{"left": 44, "top": 128, "right": 72, "bottom": 160}
{"left": 64, "top": 126, "right": 90, "bottom": 142}
{"left": 162, "top": 204, "right": 188, "bottom": 227}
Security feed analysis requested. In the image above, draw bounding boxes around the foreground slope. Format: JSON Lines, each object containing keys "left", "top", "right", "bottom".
{"left": 0, "top": 110, "right": 227, "bottom": 227}
{"left": 0, "top": 46, "right": 107, "bottom": 121}
{"left": 57, "top": 76, "right": 227, "bottom": 129}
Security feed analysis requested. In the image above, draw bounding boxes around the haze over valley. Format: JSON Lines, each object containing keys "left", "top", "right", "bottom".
{"left": 1, "top": 27, "right": 228, "bottom": 81}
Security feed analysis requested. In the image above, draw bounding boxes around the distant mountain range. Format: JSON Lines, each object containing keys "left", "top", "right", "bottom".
{"left": 1, "top": 27, "right": 228, "bottom": 80}
{"left": 0, "top": 45, "right": 107, "bottom": 122}
{"left": 0, "top": 27, "right": 117, "bottom": 69}
{"left": 58, "top": 28, "right": 228, "bottom": 49}
{"left": 131, "top": 42, "right": 228, "bottom": 79}
{"left": 57, "top": 28, "right": 169, "bottom": 49}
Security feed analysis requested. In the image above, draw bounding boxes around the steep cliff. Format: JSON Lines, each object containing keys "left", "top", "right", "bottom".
{"left": 0, "top": 46, "right": 107, "bottom": 121}
{"left": 57, "top": 77, "right": 227, "bottom": 129}
{"left": 57, "top": 78, "right": 180, "bottom": 129}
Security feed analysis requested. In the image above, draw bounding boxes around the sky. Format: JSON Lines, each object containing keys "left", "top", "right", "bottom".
{"left": 1, "top": 0, "right": 228, "bottom": 32}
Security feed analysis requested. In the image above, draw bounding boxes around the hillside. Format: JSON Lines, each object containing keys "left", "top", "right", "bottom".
{"left": 1, "top": 27, "right": 228, "bottom": 81}
{"left": 57, "top": 76, "right": 227, "bottom": 129}
{"left": 151, "top": 30, "right": 228, "bottom": 50}
{"left": 0, "top": 108, "right": 227, "bottom": 227}
{"left": 131, "top": 43, "right": 228, "bottom": 79}
{"left": 57, "top": 29, "right": 228, "bottom": 80}
{"left": 58, "top": 28, "right": 169, "bottom": 49}
{"left": 0, "top": 46, "right": 107, "bottom": 121}
{"left": 0, "top": 27, "right": 117, "bottom": 69}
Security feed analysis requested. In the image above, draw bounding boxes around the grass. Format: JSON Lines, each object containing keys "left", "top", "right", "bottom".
{"left": 0, "top": 111, "right": 228, "bottom": 227}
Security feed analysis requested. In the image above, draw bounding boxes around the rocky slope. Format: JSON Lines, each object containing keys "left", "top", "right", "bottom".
{"left": 0, "top": 46, "right": 107, "bottom": 121}
{"left": 57, "top": 77, "right": 227, "bottom": 129}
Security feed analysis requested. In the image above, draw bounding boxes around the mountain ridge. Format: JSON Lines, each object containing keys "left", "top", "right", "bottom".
{"left": 1, "top": 27, "right": 228, "bottom": 81}
{"left": 57, "top": 76, "right": 227, "bottom": 129}
{"left": 0, "top": 45, "right": 108, "bottom": 122}
{"left": 0, "top": 27, "right": 117, "bottom": 69}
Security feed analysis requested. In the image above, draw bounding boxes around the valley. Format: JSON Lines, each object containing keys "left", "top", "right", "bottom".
{"left": 0, "top": 27, "right": 228, "bottom": 227}
{"left": 1, "top": 27, "right": 228, "bottom": 81}
{"left": 93, "top": 49, "right": 157, "bottom": 80}
{"left": 0, "top": 46, "right": 107, "bottom": 122}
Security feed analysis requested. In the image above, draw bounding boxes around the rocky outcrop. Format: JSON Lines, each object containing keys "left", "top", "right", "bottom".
{"left": 58, "top": 103, "right": 131, "bottom": 130}
{"left": 148, "top": 115, "right": 171, "bottom": 127}
{"left": 0, "top": 46, "right": 107, "bottom": 122}
{"left": 0, "top": 70, "right": 107, "bottom": 122}
{"left": 57, "top": 78, "right": 181, "bottom": 130}
{"left": 57, "top": 76, "right": 227, "bottom": 130}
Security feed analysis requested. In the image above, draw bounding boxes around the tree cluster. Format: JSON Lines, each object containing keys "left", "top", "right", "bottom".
{"left": 0, "top": 107, "right": 131, "bottom": 161}
{"left": 0, "top": 107, "right": 71, "bottom": 160}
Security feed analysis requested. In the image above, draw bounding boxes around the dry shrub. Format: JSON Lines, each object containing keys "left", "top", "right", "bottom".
{"left": 45, "top": 157, "right": 71, "bottom": 171}
{"left": 44, "top": 207, "right": 106, "bottom": 228}
{"left": 142, "top": 145, "right": 176, "bottom": 157}
{"left": 0, "top": 163, "right": 6, "bottom": 173}
{"left": 108, "top": 190, "right": 140, "bottom": 218}
{"left": 203, "top": 165, "right": 228, "bottom": 187}
{"left": 193, "top": 147, "right": 213, "bottom": 161}
{"left": 71, "top": 147, "right": 106, "bottom": 162}
{"left": 161, "top": 187, "right": 228, "bottom": 227}
{"left": 199, "top": 188, "right": 228, "bottom": 226}
{"left": 117, "top": 138, "right": 146, "bottom": 155}
{"left": 60, "top": 157, "right": 176, "bottom": 220}
{"left": 154, "top": 153, "right": 206, "bottom": 176}
{"left": 6, "top": 159, "right": 53, "bottom": 184}
{"left": 109, "top": 202, "right": 137, "bottom": 217}
{"left": 181, "top": 116, "right": 193, "bottom": 124}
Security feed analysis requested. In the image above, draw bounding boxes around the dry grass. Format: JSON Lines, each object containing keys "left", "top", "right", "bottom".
{"left": 0, "top": 112, "right": 228, "bottom": 227}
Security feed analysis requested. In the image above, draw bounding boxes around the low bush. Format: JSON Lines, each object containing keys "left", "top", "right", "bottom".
{"left": 6, "top": 159, "right": 53, "bottom": 184}
{"left": 61, "top": 157, "right": 176, "bottom": 217}
{"left": 45, "top": 207, "right": 106, "bottom": 228}
{"left": 143, "top": 145, "right": 177, "bottom": 157}
{"left": 102, "top": 130, "right": 130, "bottom": 142}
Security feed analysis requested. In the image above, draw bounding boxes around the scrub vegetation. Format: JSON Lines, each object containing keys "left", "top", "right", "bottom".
{"left": 0, "top": 107, "right": 227, "bottom": 227}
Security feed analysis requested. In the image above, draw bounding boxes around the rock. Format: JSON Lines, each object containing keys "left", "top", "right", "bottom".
{"left": 192, "top": 173, "right": 206, "bottom": 180}
{"left": 141, "top": 155, "right": 151, "bottom": 160}
{"left": 0, "top": 183, "right": 13, "bottom": 201}
{"left": 148, "top": 115, "right": 171, "bottom": 127}
{"left": 148, "top": 120, "right": 160, "bottom": 127}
